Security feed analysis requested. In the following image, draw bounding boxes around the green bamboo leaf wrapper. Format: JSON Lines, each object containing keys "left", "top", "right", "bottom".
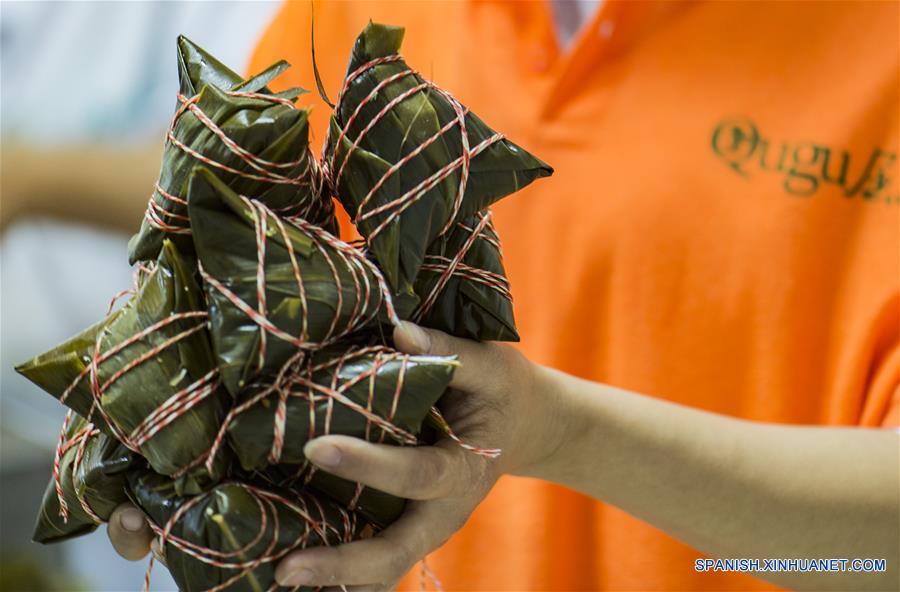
{"left": 414, "top": 213, "right": 518, "bottom": 341}
{"left": 128, "top": 469, "right": 362, "bottom": 592}
{"left": 250, "top": 464, "right": 406, "bottom": 531}
{"left": 306, "top": 468, "right": 406, "bottom": 529}
{"left": 226, "top": 343, "right": 455, "bottom": 467}
{"left": 176, "top": 34, "right": 245, "bottom": 96}
{"left": 129, "top": 36, "right": 334, "bottom": 264}
{"left": 225, "top": 342, "right": 455, "bottom": 526}
{"left": 16, "top": 315, "right": 120, "bottom": 434}
{"left": 325, "top": 22, "right": 552, "bottom": 310}
{"left": 102, "top": 241, "right": 231, "bottom": 493}
{"left": 18, "top": 240, "right": 232, "bottom": 495}
{"left": 175, "top": 34, "right": 288, "bottom": 98}
{"left": 33, "top": 414, "right": 134, "bottom": 544}
{"left": 187, "top": 167, "right": 395, "bottom": 395}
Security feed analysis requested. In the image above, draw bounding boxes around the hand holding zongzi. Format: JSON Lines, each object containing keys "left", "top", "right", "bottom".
{"left": 275, "top": 322, "right": 551, "bottom": 588}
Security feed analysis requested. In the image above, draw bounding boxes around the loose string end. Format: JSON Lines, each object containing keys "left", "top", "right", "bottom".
{"left": 311, "top": 0, "right": 335, "bottom": 109}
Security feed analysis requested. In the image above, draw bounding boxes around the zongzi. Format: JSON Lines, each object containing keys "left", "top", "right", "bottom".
{"left": 188, "top": 166, "right": 397, "bottom": 395}
{"left": 32, "top": 412, "right": 134, "bottom": 544}
{"left": 18, "top": 240, "right": 232, "bottom": 494}
{"left": 129, "top": 469, "right": 362, "bottom": 592}
{"left": 324, "top": 22, "right": 552, "bottom": 315}
{"left": 223, "top": 342, "right": 456, "bottom": 527}
{"left": 412, "top": 211, "right": 517, "bottom": 341}
{"left": 129, "top": 36, "right": 334, "bottom": 264}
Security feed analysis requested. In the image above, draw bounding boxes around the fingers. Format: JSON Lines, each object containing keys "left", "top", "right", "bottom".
{"left": 107, "top": 503, "right": 153, "bottom": 561}
{"left": 393, "top": 322, "right": 494, "bottom": 392}
{"left": 276, "top": 499, "right": 467, "bottom": 588}
{"left": 304, "top": 435, "right": 475, "bottom": 499}
{"left": 275, "top": 536, "right": 409, "bottom": 587}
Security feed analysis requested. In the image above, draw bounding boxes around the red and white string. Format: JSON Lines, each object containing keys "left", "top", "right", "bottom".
{"left": 322, "top": 55, "right": 510, "bottom": 322}
{"left": 145, "top": 87, "right": 328, "bottom": 238}
{"left": 142, "top": 482, "right": 356, "bottom": 592}
{"left": 197, "top": 195, "right": 400, "bottom": 379}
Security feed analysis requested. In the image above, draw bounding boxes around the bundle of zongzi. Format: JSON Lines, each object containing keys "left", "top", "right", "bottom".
{"left": 19, "top": 20, "right": 554, "bottom": 591}
{"left": 324, "top": 22, "right": 552, "bottom": 318}
{"left": 129, "top": 36, "right": 334, "bottom": 264}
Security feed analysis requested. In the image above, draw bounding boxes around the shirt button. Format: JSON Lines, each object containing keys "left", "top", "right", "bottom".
{"left": 528, "top": 44, "right": 553, "bottom": 74}
{"left": 599, "top": 20, "right": 615, "bottom": 39}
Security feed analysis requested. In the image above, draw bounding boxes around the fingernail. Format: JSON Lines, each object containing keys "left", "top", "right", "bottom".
{"left": 278, "top": 567, "right": 314, "bottom": 587}
{"left": 119, "top": 508, "right": 144, "bottom": 532}
{"left": 304, "top": 440, "right": 341, "bottom": 468}
{"left": 398, "top": 321, "right": 430, "bottom": 353}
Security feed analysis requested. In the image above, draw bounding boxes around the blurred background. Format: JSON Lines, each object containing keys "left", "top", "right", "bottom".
{"left": 0, "top": 2, "right": 280, "bottom": 589}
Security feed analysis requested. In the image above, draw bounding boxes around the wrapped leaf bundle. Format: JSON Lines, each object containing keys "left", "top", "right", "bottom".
{"left": 33, "top": 413, "right": 134, "bottom": 544}
{"left": 324, "top": 22, "right": 552, "bottom": 316}
{"left": 188, "top": 167, "right": 398, "bottom": 395}
{"left": 20, "top": 20, "right": 549, "bottom": 591}
{"left": 299, "top": 467, "right": 407, "bottom": 529}
{"left": 413, "top": 211, "right": 517, "bottom": 341}
{"left": 223, "top": 343, "right": 456, "bottom": 526}
{"left": 129, "top": 469, "right": 362, "bottom": 592}
{"left": 225, "top": 343, "right": 456, "bottom": 467}
{"left": 18, "top": 241, "right": 231, "bottom": 494}
{"left": 247, "top": 464, "right": 406, "bottom": 530}
{"left": 129, "top": 36, "right": 335, "bottom": 264}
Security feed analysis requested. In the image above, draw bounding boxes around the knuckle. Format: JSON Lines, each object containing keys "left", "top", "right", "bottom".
{"left": 489, "top": 344, "right": 515, "bottom": 376}
{"left": 388, "top": 543, "right": 415, "bottom": 576}
{"left": 479, "top": 344, "right": 526, "bottom": 400}
{"left": 425, "top": 329, "right": 449, "bottom": 356}
{"left": 463, "top": 454, "right": 489, "bottom": 491}
{"left": 412, "top": 450, "right": 451, "bottom": 497}
{"left": 331, "top": 546, "right": 355, "bottom": 577}
{"left": 444, "top": 448, "right": 483, "bottom": 497}
{"left": 310, "top": 552, "right": 340, "bottom": 584}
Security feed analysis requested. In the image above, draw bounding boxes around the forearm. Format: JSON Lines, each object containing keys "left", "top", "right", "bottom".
{"left": 524, "top": 367, "right": 899, "bottom": 590}
{"left": 1, "top": 143, "right": 159, "bottom": 231}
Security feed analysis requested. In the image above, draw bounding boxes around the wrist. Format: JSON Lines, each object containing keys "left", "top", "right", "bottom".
{"left": 508, "top": 364, "right": 583, "bottom": 480}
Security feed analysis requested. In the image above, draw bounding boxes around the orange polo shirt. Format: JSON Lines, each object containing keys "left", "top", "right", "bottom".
{"left": 250, "top": 1, "right": 900, "bottom": 590}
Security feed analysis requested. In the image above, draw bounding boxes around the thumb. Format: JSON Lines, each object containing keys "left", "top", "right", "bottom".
{"left": 393, "top": 321, "right": 491, "bottom": 392}
{"left": 107, "top": 503, "right": 153, "bottom": 561}
{"left": 394, "top": 321, "right": 467, "bottom": 357}
{"left": 394, "top": 321, "right": 437, "bottom": 355}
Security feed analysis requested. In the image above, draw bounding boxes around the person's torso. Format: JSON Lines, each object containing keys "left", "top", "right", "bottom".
{"left": 251, "top": 1, "right": 899, "bottom": 589}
